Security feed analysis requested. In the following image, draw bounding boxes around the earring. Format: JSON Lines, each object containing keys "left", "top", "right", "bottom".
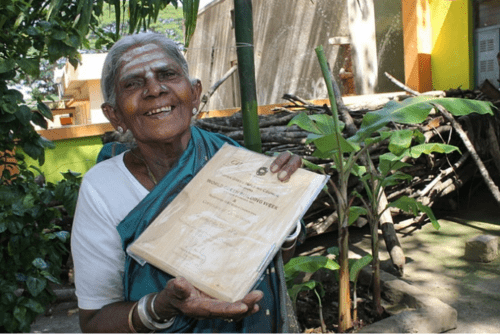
{"left": 117, "top": 126, "right": 124, "bottom": 134}
{"left": 192, "top": 107, "right": 198, "bottom": 116}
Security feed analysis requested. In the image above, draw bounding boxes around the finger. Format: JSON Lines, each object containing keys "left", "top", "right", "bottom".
{"left": 270, "top": 152, "right": 292, "bottom": 173}
{"left": 241, "top": 290, "right": 263, "bottom": 306}
{"left": 171, "top": 277, "right": 195, "bottom": 300}
{"left": 185, "top": 298, "right": 248, "bottom": 320}
{"left": 240, "top": 290, "right": 263, "bottom": 315}
{"left": 275, "top": 154, "right": 302, "bottom": 182}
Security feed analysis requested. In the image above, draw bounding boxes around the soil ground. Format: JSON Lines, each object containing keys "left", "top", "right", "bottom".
{"left": 295, "top": 186, "right": 500, "bottom": 333}
{"left": 30, "top": 187, "right": 500, "bottom": 333}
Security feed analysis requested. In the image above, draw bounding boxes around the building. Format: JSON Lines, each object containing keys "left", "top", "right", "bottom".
{"left": 30, "top": 0, "right": 500, "bottom": 182}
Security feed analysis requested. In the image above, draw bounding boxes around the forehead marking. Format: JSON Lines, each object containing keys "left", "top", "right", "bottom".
{"left": 120, "top": 43, "right": 160, "bottom": 63}
{"left": 121, "top": 56, "right": 170, "bottom": 78}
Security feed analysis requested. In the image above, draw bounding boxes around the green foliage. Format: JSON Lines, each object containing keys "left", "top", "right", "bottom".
{"left": 182, "top": 0, "right": 199, "bottom": 47}
{"left": 327, "top": 247, "right": 373, "bottom": 284}
{"left": 284, "top": 255, "right": 338, "bottom": 321}
{"left": 289, "top": 95, "right": 494, "bottom": 228}
{"left": 350, "top": 97, "right": 494, "bottom": 143}
{"left": 53, "top": 170, "right": 83, "bottom": 217}
{"left": 291, "top": 46, "right": 495, "bottom": 329}
{"left": 89, "top": 1, "right": 185, "bottom": 51}
{"left": 0, "top": 165, "right": 76, "bottom": 332}
{"left": 0, "top": 0, "right": 198, "bottom": 331}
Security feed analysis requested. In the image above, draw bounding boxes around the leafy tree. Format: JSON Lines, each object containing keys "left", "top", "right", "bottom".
{"left": 0, "top": 0, "right": 198, "bottom": 331}
{"left": 89, "top": 1, "right": 186, "bottom": 52}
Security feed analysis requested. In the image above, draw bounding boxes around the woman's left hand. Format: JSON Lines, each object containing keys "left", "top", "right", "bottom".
{"left": 270, "top": 152, "right": 302, "bottom": 182}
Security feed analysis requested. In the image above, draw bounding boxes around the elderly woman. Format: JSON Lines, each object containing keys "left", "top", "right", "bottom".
{"left": 71, "top": 32, "right": 303, "bottom": 333}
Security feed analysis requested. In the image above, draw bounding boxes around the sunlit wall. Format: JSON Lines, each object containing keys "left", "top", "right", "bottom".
{"left": 430, "top": 0, "right": 473, "bottom": 90}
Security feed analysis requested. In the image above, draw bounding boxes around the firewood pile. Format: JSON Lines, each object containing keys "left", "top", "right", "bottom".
{"left": 193, "top": 87, "right": 500, "bottom": 239}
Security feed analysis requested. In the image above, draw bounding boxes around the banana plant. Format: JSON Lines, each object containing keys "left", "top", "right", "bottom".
{"left": 289, "top": 45, "right": 495, "bottom": 332}
{"left": 327, "top": 247, "right": 373, "bottom": 323}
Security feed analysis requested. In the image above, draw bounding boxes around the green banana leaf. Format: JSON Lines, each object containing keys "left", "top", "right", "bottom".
{"left": 388, "top": 196, "right": 440, "bottom": 229}
{"left": 285, "top": 255, "right": 339, "bottom": 282}
{"left": 183, "top": 0, "right": 200, "bottom": 47}
{"left": 380, "top": 143, "right": 460, "bottom": 162}
{"left": 350, "top": 97, "right": 494, "bottom": 143}
{"left": 349, "top": 254, "right": 373, "bottom": 283}
{"left": 288, "top": 280, "right": 324, "bottom": 306}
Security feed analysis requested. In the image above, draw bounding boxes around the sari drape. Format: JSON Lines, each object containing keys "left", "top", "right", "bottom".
{"left": 114, "top": 126, "right": 291, "bottom": 333}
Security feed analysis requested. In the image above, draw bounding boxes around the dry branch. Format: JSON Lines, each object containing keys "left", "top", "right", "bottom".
{"left": 437, "top": 104, "right": 500, "bottom": 207}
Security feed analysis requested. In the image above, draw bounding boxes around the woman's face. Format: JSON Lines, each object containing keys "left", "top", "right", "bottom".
{"left": 113, "top": 43, "right": 200, "bottom": 145}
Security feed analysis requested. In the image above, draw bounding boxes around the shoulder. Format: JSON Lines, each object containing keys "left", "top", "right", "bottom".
{"left": 96, "top": 142, "right": 130, "bottom": 163}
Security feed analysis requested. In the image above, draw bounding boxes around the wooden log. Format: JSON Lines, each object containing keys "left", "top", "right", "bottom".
{"left": 487, "top": 120, "right": 500, "bottom": 176}
{"left": 379, "top": 191, "right": 405, "bottom": 276}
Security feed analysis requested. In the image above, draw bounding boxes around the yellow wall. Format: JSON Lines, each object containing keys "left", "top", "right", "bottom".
{"left": 430, "top": 0, "right": 473, "bottom": 90}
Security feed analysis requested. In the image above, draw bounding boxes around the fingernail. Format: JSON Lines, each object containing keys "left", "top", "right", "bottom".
{"left": 270, "top": 164, "right": 278, "bottom": 173}
{"left": 278, "top": 171, "right": 288, "bottom": 180}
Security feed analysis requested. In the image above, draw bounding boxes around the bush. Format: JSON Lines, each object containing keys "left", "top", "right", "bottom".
{"left": 0, "top": 160, "right": 80, "bottom": 332}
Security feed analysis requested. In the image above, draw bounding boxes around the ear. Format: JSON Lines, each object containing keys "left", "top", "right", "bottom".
{"left": 102, "top": 103, "right": 127, "bottom": 132}
{"left": 191, "top": 79, "right": 202, "bottom": 108}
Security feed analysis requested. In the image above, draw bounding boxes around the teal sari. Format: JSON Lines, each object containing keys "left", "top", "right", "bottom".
{"left": 108, "top": 126, "right": 292, "bottom": 333}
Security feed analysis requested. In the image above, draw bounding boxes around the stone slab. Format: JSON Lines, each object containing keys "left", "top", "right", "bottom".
{"left": 357, "top": 268, "right": 457, "bottom": 333}
{"left": 465, "top": 234, "right": 498, "bottom": 263}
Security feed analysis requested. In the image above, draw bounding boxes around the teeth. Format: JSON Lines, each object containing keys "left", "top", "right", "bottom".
{"left": 145, "top": 106, "right": 172, "bottom": 116}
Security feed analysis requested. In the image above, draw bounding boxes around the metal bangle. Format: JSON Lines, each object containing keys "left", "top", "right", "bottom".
{"left": 128, "top": 301, "right": 138, "bottom": 333}
{"left": 285, "top": 221, "right": 301, "bottom": 243}
{"left": 281, "top": 239, "right": 297, "bottom": 251}
{"left": 137, "top": 294, "right": 156, "bottom": 331}
{"left": 138, "top": 293, "right": 176, "bottom": 331}
{"left": 150, "top": 293, "right": 170, "bottom": 323}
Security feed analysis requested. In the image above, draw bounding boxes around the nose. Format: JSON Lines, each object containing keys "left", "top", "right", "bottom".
{"left": 142, "top": 78, "right": 168, "bottom": 98}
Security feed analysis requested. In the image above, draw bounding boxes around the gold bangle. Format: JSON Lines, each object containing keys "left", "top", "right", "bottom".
{"left": 128, "top": 301, "right": 138, "bottom": 333}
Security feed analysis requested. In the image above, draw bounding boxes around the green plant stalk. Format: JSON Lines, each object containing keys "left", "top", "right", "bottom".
{"left": 314, "top": 288, "right": 327, "bottom": 333}
{"left": 365, "top": 152, "right": 384, "bottom": 316}
{"left": 233, "top": 0, "right": 262, "bottom": 153}
{"left": 315, "top": 45, "right": 352, "bottom": 332}
{"left": 314, "top": 45, "right": 340, "bottom": 132}
{"left": 315, "top": 45, "right": 345, "bottom": 196}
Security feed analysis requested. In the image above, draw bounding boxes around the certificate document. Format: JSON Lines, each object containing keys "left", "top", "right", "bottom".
{"left": 128, "top": 143, "right": 328, "bottom": 302}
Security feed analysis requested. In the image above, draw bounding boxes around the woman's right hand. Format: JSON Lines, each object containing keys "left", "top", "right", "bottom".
{"left": 154, "top": 277, "right": 263, "bottom": 322}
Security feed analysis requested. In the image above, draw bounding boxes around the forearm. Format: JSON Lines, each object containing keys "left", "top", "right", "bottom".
{"left": 80, "top": 300, "right": 160, "bottom": 333}
{"left": 80, "top": 276, "right": 263, "bottom": 333}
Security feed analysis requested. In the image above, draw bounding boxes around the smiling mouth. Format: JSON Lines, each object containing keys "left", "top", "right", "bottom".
{"left": 144, "top": 106, "right": 172, "bottom": 116}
